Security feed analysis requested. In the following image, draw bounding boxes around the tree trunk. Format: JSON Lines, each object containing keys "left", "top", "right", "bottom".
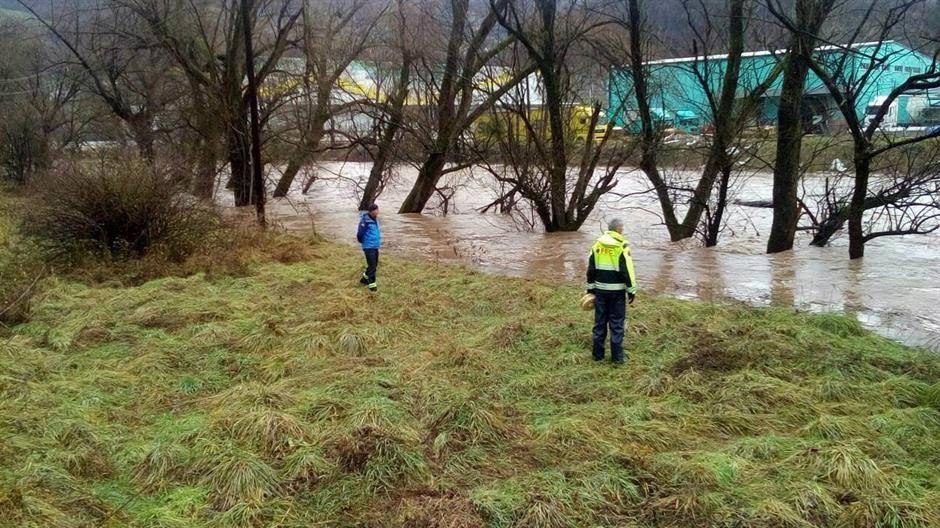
{"left": 192, "top": 137, "right": 219, "bottom": 199}
{"left": 539, "top": 53, "right": 570, "bottom": 229}
{"left": 627, "top": 0, "right": 685, "bottom": 241}
{"left": 641, "top": 159, "right": 684, "bottom": 241}
{"left": 683, "top": 148, "right": 727, "bottom": 240}
{"left": 188, "top": 83, "right": 219, "bottom": 199}
{"left": 398, "top": 0, "right": 467, "bottom": 214}
{"left": 767, "top": 49, "right": 811, "bottom": 253}
{"left": 705, "top": 165, "right": 732, "bottom": 247}
{"left": 359, "top": 107, "right": 405, "bottom": 210}
{"left": 243, "top": 0, "right": 266, "bottom": 225}
{"left": 677, "top": 0, "right": 745, "bottom": 243}
{"left": 359, "top": 161, "right": 386, "bottom": 211}
{"left": 273, "top": 116, "right": 328, "bottom": 198}
{"left": 192, "top": 161, "right": 217, "bottom": 199}
{"left": 273, "top": 153, "right": 307, "bottom": 198}
{"left": 358, "top": 121, "right": 399, "bottom": 210}
{"left": 766, "top": 0, "right": 835, "bottom": 253}
{"left": 848, "top": 153, "right": 869, "bottom": 259}
{"left": 359, "top": 56, "right": 411, "bottom": 211}
{"left": 129, "top": 116, "right": 155, "bottom": 161}
{"left": 399, "top": 152, "right": 448, "bottom": 213}
{"left": 228, "top": 121, "right": 253, "bottom": 206}
{"left": 810, "top": 211, "right": 846, "bottom": 246}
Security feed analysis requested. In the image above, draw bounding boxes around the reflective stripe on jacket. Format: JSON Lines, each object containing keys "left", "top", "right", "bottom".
{"left": 586, "top": 230, "right": 637, "bottom": 294}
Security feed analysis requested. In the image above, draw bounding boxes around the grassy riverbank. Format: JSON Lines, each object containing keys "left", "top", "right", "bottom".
{"left": 2, "top": 223, "right": 939, "bottom": 527}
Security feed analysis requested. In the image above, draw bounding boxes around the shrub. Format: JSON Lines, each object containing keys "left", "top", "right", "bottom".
{"left": 0, "top": 108, "right": 49, "bottom": 185}
{"left": 25, "top": 156, "right": 217, "bottom": 261}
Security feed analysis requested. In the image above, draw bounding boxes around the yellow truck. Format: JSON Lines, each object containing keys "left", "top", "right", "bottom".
{"left": 472, "top": 105, "right": 612, "bottom": 145}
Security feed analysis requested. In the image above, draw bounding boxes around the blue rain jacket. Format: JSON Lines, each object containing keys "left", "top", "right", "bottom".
{"left": 356, "top": 213, "right": 381, "bottom": 249}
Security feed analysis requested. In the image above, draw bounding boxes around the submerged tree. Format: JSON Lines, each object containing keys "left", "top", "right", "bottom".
{"left": 486, "top": 0, "right": 630, "bottom": 232}
{"left": 765, "top": 0, "right": 837, "bottom": 253}
{"left": 796, "top": 0, "right": 940, "bottom": 257}
{"left": 807, "top": 147, "right": 940, "bottom": 249}
{"left": 605, "top": 0, "right": 780, "bottom": 244}
{"left": 270, "top": 0, "right": 383, "bottom": 198}
{"left": 678, "top": 0, "right": 784, "bottom": 246}
{"left": 355, "top": 29, "right": 414, "bottom": 210}
{"left": 396, "top": 0, "right": 533, "bottom": 214}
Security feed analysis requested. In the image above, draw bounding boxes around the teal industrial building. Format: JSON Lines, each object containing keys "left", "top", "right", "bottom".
{"left": 607, "top": 40, "right": 935, "bottom": 133}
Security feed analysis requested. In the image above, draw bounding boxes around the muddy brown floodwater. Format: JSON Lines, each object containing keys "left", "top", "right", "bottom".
{"left": 230, "top": 161, "right": 940, "bottom": 349}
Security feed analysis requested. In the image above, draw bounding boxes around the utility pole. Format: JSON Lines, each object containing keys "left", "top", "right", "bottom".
{"left": 242, "top": 0, "right": 266, "bottom": 226}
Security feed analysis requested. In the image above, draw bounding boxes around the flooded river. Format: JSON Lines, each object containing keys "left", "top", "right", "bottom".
{"left": 249, "top": 162, "right": 940, "bottom": 348}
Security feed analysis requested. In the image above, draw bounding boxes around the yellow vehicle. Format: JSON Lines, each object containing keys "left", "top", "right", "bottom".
{"left": 473, "top": 105, "right": 611, "bottom": 145}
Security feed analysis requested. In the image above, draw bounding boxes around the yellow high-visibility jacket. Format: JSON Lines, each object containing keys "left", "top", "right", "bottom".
{"left": 586, "top": 230, "right": 637, "bottom": 295}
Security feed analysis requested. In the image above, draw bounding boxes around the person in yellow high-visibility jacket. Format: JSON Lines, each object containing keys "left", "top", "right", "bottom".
{"left": 585, "top": 218, "right": 637, "bottom": 365}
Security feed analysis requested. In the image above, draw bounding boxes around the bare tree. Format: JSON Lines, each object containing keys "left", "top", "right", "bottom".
{"left": 808, "top": 146, "right": 940, "bottom": 247}
{"left": 14, "top": 0, "right": 178, "bottom": 161}
{"left": 605, "top": 0, "right": 781, "bottom": 243}
{"left": 680, "top": 0, "right": 784, "bottom": 246}
{"left": 125, "top": 0, "right": 300, "bottom": 204}
{"left": 396, "top": 0, "right": 533, "bottom": 214}
{"left": 270, "top": 0, "right": 383, "bottom": 198}
{"left": 243, "top": 0, "right": 266, "bottom": 225}
{"left": 858, "top": 151, "right": 940, "bottom": 242}
{"left": 1, "top": 14, "right": 86, "bottom": 182}
{"left": 356, "top": 52, "right": 413, "bottom": 210}
{"left": 794, "top": 1, "right": 940, "bottom": 257}
{"left": 484, "top": 0, "right": 631, "bottom": 231}
{"left": 765, "top": 0, "right": 837, "bottom": 253}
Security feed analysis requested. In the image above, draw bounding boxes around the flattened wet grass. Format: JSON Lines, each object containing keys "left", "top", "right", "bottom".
{"left": 1, "top": 236, "right": 939, "bottom": 527}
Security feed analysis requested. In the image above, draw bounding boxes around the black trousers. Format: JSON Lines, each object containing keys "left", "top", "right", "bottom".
{"left": 593, "top": 290, "right": 626, "bottom": 363}
{"left": 362, "top": 248, "right": 379, "bottom": 289}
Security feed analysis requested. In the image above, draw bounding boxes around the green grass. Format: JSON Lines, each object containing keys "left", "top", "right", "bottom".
{"left": 1, "top": 235, "right": 939, "bottom": 527}
{"left": 0, "top": 190, "right": 44, "bottom": 325}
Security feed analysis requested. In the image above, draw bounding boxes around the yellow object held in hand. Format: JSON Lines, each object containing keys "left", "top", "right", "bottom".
{"left": 580, "top": 293, "right": 596, "bottom": 311}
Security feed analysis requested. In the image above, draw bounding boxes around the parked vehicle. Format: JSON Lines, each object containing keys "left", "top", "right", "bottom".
{"left": 864, "top": 90, "right": 940, "bottom": 130}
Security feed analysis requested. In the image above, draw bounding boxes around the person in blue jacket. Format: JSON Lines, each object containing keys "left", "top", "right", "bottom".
{"left": 356, "top": 204, "right": 381, "bottom": 292}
